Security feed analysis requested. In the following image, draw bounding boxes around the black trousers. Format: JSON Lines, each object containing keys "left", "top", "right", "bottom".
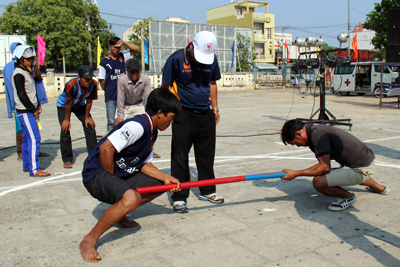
{"left": 171, "top": 108, "right": 216, "bottom": 202}
{"left": 57, "top": 106, "right": 97, "bottom": 163}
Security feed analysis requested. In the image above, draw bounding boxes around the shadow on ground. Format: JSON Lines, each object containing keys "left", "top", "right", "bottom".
{"left": 254, "top": 178, "right": 400, "bottom": 267}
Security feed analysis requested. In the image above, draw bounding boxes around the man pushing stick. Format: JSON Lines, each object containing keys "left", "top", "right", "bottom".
{"left": 79, "top": 88, "right": 181, "bottom": 263}
{"left": 280, "top": 119, "right": 389, "bottom": 211}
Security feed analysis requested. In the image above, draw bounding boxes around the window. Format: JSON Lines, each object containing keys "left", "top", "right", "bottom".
{"left": 267, "top": 28, "right": 272, "bottom": 39}
{"left": 334, "top": 65, "right": 355, "bottom": 74}
{"left": 255, "top": 43, "right": 265, "bottom": 56}
{"left": 374, "top": 64, "right": 390, "bottom": 73}
{"left": 236, "top": 7, "right": 246, "bottom": 18}
{"left": 254, "top": 23, "right": 264, "bottom": 37}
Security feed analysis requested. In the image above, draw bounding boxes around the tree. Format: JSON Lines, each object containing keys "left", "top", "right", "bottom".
{"left": 321, "top": 43, "right": 337, "bottom": 57}
{"left": 0, "top": 0, "right": 114, "bottom": 71}
{"left": 236, "top": 32, "right": 255, "bottom": 72}
{"left": 128, "top": 16, "right": 153, "bottom": 59}
{"left": 363, "top": 0, "right": 400, "bottom": 57}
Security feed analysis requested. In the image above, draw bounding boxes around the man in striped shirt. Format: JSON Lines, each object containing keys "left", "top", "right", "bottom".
{"left": 56, "top": 66, "right": 98, "bottom": 168}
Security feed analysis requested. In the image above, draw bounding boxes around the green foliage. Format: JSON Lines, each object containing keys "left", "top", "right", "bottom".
{"left": 236, "top": 32, "right": 255, "bottom": 72}
{"left": 321, "top": 43, "right": 337, "bottom": 56}
{"left": 363, "top": 0, "right": 400, "bottom": 58}
{"left": 0, "top": 0, "right": 114, "bottom": 70}
{"left": 128, "top": 16, "right": 153, "bottom": 59}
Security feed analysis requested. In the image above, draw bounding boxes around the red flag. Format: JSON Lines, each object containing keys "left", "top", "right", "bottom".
{"left": 37, "top": 34, "right": 46, "bottom": 66}
{"left": 352, "top": 33, "right": 358, "bottom": 61}
{"left": 284, "top": 39, "right": 289, "bottom": 63}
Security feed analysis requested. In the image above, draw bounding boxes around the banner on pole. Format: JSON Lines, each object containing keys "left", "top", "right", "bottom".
{"left": 37, "top": 34, "right": 46, "bottom": 66}
{"left": 144, "top": 39, "right": 149, "bottom": 65}
{"left": 97, "top": 36, "right": 101, "bottom": 69}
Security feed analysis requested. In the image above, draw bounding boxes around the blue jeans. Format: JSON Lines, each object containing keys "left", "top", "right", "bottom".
{"left": 106, "top": 100, "right": 117, "bottom": 132}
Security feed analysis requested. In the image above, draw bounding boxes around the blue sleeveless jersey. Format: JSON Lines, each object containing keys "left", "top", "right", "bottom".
{"left": 82, "top": 113, "right": 157, "bottom": 183}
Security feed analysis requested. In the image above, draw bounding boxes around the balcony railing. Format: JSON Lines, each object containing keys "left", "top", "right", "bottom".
{"left": 253, "top": 12, "right": 267, "bottom": 19}
{"left": 254, "top": 34, "right": 269, "bottom": 40}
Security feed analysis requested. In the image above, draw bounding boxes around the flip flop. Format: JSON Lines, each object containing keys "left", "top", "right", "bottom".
{"left": 153, "top": 153, "right": 161, "bottom": 158}
{"left": 64, "top": 161, "right": 73, "bottom": 168}
{"left": 30, "top": 170, "right": 51, "bottom": 177}
{"left": 39, "top": 152, "right": 50, "bottom": 157}
{"left": 17, "top": 156, "right": 22, "bottom": 161}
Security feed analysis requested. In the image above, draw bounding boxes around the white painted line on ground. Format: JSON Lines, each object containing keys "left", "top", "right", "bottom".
{"left": 363, "top": 136, "right": 400, "bottom": 143}
{"left": 0, "top": 171, "right": 81, "bottom": 196}
{"left": 2, "top": 150, "right": 399, "bottom": 197}
{"left": 375, "top": 161, "right": 400, "bottom": 169}
{"left": 383, "top": 129, "right": 400, "bottom": 133}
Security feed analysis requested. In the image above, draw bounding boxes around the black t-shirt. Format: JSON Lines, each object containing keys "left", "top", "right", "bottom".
{"left": 307, "top": 125, "right": 375, "bottom": 168}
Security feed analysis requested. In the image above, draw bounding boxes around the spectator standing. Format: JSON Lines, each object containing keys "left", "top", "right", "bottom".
{"left": 4, "top": 42, "right": 49, "bottom": 161}
{"left": 56, "top": 66, "right": 98, "bottom": 168}
{"left": 98, "top": 37, "right": 139, "bottom": 132}
{"left": 162, "top": 31, "right": 223, "bottom": 213}
{"left": 12, "top": 45, "right": 50, "bottom": 177}
{"left": 114, "top": 59, "right": 161, "bottom": 158}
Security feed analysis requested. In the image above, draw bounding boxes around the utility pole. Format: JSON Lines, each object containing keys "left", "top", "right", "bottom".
{"left": 347, "top": 0, "right": 351, "bottom": 57}
{"left": 282, "top": 26, "right": 289, "bottom": 87}
{"left": 87, "top": 13, "right": 92, "bottom": 67}
{"left": 141, "top": 28, "right": 145, "bottom": 71}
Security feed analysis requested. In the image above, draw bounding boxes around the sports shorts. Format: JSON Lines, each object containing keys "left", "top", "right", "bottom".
{"left": 326, "top": 161, "right": 375, "bottom": 187}
{"left": 84, "top": 171, "right": 164, "bottom": 204}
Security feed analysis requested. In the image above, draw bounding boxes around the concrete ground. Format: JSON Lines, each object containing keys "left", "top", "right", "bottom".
{"left": 0, "top": 88, "right": 399, "bottom": 266}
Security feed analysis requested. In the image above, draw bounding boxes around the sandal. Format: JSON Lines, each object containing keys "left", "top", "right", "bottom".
{"left": 17, "top": 156, "right": 22, "bottom": 161}
{"left": 366, "top": 186, "right": 390, "bottom": 195}
{"left": 153, "top": 152, "right": 161, "bottom": 158}
{"left": 31, "top": 170, "right": 51, "bottom": 177}
{"left": 63, "top": 161, "right": 73, "bottom": 168}
{"left": 39, "top": 152, "right": 50, "bottom": 157}
{"left": 173, "top": 201, "right": 188, "bottom": 213}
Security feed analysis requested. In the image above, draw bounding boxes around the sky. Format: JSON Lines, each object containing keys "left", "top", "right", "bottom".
{"left": 0, "top": 0, "right": 379, "bottom": 46}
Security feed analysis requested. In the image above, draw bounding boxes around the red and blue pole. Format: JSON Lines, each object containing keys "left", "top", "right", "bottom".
{"left": 136, "top": 172, "right": 285, "bottom": 194}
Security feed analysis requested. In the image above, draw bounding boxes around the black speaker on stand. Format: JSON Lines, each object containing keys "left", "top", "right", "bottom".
{"left": 386, "top": 8, "right": 400, "bottom": 62}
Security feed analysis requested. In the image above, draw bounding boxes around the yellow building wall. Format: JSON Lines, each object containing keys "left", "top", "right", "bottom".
{"left": 207, "top": 3, "right": 236, "bottom": 21}
{"left": 207, "top": 1, "right": 276, "bottom": 63}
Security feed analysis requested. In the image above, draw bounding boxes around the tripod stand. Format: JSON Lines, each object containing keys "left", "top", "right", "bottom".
{"left": 296, "top": 50, "right": 352, "bottom": 129}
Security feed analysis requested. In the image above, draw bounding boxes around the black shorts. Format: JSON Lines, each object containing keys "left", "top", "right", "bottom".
{"left": 84, "top": 171, "right": 164, "bottom": 204}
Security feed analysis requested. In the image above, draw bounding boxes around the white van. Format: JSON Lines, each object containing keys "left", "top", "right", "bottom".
{"left": 333, "top": 62, "right": 398, "bottom": 96}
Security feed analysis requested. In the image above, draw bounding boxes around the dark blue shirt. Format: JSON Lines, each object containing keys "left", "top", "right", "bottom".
{"left": 162, "top": 46, "right": 221, "bottom": 111}
{"left": 82, "top": 113, "right": 157, "bottom": 183}
{"left": 99, "top": 52, "right": 128, "bottom": 102}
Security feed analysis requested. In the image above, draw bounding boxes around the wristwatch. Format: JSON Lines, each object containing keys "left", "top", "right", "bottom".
{"left": 212, "top": 108, "right": 219, "bottom": 112}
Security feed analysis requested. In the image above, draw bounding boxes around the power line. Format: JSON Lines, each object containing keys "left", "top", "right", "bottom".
{"left": 100, "top": 12, "right": 142, "bottom": 20}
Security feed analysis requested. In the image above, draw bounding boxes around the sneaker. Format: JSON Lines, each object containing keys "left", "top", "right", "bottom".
{"left": 365, "top": 186, "right": 390, "bottom": 195}
{"left": 173, "top": 201, "right": 188, "bottom": 213}
{"left": 328, "top": 194, "right": 357, "bottom": 211}
{"left": 198, "top": 193, "right": 224, "bottom": 204}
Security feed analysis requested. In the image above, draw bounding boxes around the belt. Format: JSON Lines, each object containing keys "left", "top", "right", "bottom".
{"left": 182, "top": 106, "right": 209, "bottom": 114}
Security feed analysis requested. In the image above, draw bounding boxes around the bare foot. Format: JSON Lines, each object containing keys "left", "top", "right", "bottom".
{"left": 118, "top": 216, "right": 140, "bottom": 228}
{"left": 79, "top": 236, "right": 101, "bottom": 263}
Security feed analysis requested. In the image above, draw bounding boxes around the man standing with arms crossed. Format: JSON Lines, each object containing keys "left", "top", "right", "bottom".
{"left": 98, "top": 37, "right": 139, "bottom": 132}
{"left": 162, "top": 31, "right": 223, "bottom": 213}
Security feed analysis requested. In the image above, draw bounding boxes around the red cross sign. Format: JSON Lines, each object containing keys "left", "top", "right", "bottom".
{"left": 344, "top": 79, "right": 351, "bottom": 86}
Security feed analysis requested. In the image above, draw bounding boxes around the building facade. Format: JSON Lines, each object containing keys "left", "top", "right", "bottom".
{"left": 207, "top": 1, "right": 275, "bottom": 64}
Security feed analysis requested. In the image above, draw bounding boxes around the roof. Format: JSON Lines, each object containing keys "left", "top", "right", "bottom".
{"left": 352, "top": 22, "right": 363, "bottom": 33}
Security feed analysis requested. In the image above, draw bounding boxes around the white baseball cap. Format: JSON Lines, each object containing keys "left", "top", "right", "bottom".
{"left": 192, "top": 31, "right": 217, "bottom": 65}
